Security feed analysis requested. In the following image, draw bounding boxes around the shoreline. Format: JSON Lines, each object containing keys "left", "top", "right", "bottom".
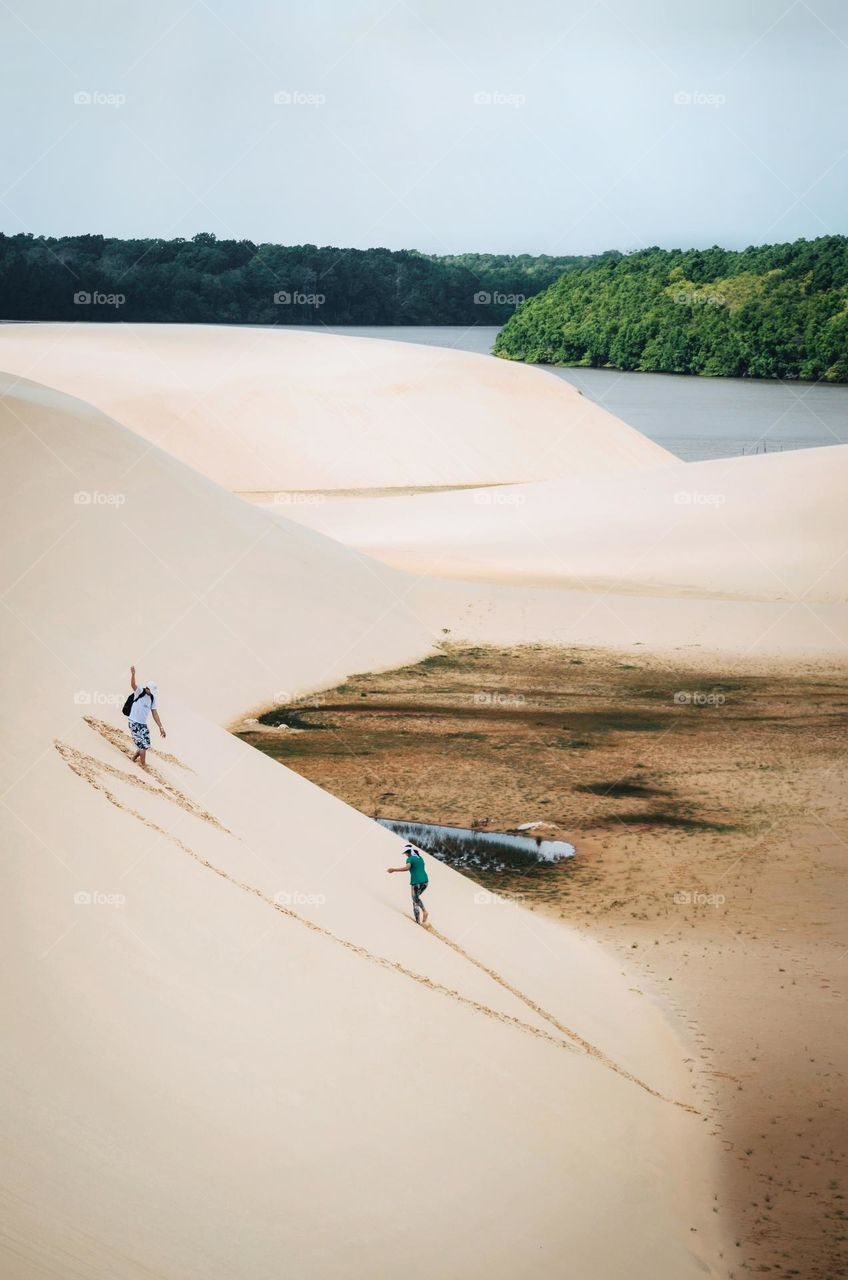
{"left": 6, "top": 316, "right": 848, "bottom": 390}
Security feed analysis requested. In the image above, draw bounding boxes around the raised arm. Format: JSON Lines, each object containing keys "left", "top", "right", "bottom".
{"left": 130, "top": 664, "right": 137, "bottom": 691}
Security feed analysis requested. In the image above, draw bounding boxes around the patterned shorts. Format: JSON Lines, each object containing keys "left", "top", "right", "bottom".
{"left": 128, "top": 720, "right": 151, "bottom": 751}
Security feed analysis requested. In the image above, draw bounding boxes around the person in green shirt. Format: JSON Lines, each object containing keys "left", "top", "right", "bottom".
{"left": 387, "top": 844, "right": 430, "bottom": 925}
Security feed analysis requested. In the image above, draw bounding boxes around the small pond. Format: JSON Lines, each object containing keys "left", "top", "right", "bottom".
{"left": 377, "top": 818, "right": 575, "bottom": 874}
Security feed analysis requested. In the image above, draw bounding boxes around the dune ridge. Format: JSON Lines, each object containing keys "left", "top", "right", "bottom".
{"left": 281, "top": 442, "right": 848, "bottom": 604}
{"left": 0, "top": 322, "right": 672, "bottom": 491}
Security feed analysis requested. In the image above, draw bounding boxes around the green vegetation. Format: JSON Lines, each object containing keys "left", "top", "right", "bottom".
{"left": 8, "top": 232, "right": 846, "bottom": 376}
{"left": 494, "top": 237, "right": 848, "bottom": 382}
{"left": 0, "top": 232, "right": 590, "bottom": 325}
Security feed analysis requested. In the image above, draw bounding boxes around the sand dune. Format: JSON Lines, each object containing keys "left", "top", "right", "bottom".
{"left": 0, "top": 323, "right": 671, "bottom": 492}
{"left": 0, "top": 374, "right": 441, "bottom": 733}
{"left": 283, "top": 443, "right": 848, "bottom": 603}
{"left": 0, "top": 375, "right": 727, "bottom": 1278}
{"left": 7, "top": 320, "right": 841, "bottom": 646}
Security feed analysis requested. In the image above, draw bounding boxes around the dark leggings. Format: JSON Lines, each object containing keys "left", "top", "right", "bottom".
{"left": 411, "top": 882, "right": 428, "bottom": 921}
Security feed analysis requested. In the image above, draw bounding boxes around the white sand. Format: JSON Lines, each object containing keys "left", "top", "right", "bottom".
{"left": 0, "top": 323, "right": 671, "bottom": 492}
{"left": 0, "top": 374, "right": 728, "bottom": 1278}
{"left": 269, "top": 443, "right": 848, "bottom": 657}
{"left": 279, "top": 444, "right": 848, "bottom": 603}
{"left": 429, "top": 576, "right": 848, "bottom": 659}
{"left": 4, "top": 324, "right": 837, "bottom": 656}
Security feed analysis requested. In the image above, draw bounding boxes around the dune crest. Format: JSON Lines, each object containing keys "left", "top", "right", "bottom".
{"left": 283, "top": 443, "right": 848, "bottom": 604}
{"left": 0, "top": 322, "right": 671, "bottom": 491}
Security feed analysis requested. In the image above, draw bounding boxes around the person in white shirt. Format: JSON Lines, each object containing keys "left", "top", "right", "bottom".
{"left": 127, "top": 664, "right": 166, "bottom": 768}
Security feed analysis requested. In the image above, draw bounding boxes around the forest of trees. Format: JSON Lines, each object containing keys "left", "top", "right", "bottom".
{"left": 0, "top": 233, "right": 591, "bottom": 326}
{"left": 494, "top": 237, "right": 848, "bottom": 382}
{"left": 4, "top": 233, "right": 845, "bottom": 380}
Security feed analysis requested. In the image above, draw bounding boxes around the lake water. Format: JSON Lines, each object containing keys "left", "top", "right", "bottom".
{"left": 301, "top": 324, "right": 848, "bottom": 463}
{"left": 377, "top": 817, "right": 574, "bottom": 865}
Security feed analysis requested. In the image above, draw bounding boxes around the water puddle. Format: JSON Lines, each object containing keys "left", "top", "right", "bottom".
{"left": 377, "top": 818, "right": 574, "bottom": 873}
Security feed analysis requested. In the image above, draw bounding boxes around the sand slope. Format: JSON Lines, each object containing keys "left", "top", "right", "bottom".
{"left": 0, "top": 323, "right": 671, "bottom": 492}
{"left": 0, "top": 377, "right": 727, "bottom": 1277}
{"left": 284, "top": 444, "right": 848, "bottom": 603}
{"left": 0, "top": 374, "right": 441, "bottom": 733}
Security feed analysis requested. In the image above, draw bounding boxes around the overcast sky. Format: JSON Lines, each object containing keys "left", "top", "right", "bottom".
{"left": 2, "top": 0, "right": 846, "bottom": 254}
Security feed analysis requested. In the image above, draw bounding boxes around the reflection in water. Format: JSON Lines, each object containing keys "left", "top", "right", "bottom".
{"left": 378, "top": 817, "right": 575, "bottom": 872}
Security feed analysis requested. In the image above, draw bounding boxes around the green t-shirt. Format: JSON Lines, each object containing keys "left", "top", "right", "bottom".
{"left": 405, "top": 850, "right": 428, "bottom": 886}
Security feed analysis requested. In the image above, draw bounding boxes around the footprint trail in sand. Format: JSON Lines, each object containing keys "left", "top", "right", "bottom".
{"left": 55, "top": 718, "right": 700, "bottom": 1113}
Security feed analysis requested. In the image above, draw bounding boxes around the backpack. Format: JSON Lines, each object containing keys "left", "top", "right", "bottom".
{"left": 122, "top": 688, "right": 148, "bottom": 718}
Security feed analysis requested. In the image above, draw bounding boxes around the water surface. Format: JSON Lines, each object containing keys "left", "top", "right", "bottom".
{"left": 378, "top": 817, "right": 574, "bottom": 866}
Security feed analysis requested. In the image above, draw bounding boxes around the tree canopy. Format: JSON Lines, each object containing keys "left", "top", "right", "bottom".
{"left": 493, "top": 237, "right": 848, "bottom": 382}
{"left": 0, "top": 232, "right": 590, "bottom": 326}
